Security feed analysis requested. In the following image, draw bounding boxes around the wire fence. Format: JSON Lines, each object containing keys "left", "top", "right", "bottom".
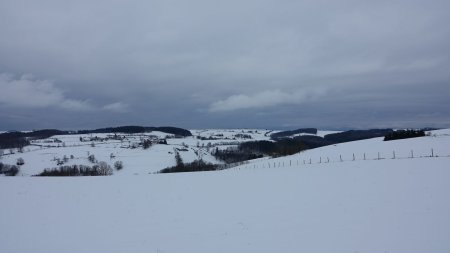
{"left": 225, "top": 148, "right": 450, "bottom": 170}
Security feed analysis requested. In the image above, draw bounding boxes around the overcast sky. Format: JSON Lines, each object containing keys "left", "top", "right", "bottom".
{"left": 1, "top": 0, "right": 449, "bottom": 130}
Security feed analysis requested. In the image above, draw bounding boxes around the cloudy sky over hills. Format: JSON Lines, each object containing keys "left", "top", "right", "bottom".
{"left": 1, "top": 0, "right": 449, "bottom": 130}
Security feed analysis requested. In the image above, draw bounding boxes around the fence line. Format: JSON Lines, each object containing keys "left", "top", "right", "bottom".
{"left": 225, "top": 148, "right": 449, "bottom": 171}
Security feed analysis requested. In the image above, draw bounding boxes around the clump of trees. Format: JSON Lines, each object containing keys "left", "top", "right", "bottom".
{"left": 36, "top": 158, "right": 121, "bottom": 176}
{"left": 0, "top": 162, "right": 19, "bottom": 176}
{"left": 213, "top": 139, "right": 309, "bottom": 164}
{"left": 0, "top": 129, "right": 69, "bottom": 149}
{"left": 241, "top": 139, "right": 310, "bottom": 157}
{"left": 159, "top": 159, "right": 218, "bottom": 173}
{"left": 36, "top": 163, "right": 113, "bottom": 177}
{"left": 0, "top": 132, "right": 30, "bottom": 149}
{"left": 159, "top": 151, "right": 218, "bottom": 173}
{"left": 213, "top": 148, "right": 263, "bottom": 164}
{"left": 384, "top": 129, "right": 426, "bottom": 141}
{"left": 234, "top": 134, "right": 252, "bottom": 139}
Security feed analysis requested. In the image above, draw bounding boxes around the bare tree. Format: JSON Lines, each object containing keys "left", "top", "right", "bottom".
{"left": 88, "top": 154, "right": 96, "bottom": 163}
{"left": 97, "top": 161, "right": 113, "bottom": 175}
{"left": 175, "top": 151, "right": 183, "bottom": 167}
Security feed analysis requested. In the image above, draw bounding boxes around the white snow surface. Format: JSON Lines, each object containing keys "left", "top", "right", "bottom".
{"left": 1, "top": 129, "right": 450, "bottom": 252}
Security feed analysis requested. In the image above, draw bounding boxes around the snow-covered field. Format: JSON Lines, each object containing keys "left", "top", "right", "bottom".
{"left": 1, "top": 129, "right": 450, "bottom": 252}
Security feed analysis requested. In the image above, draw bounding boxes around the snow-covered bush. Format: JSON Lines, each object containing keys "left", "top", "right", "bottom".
{"left": 114, "top": 161, "right": 123, "bottom": 170}
{"left": 0, "top": 163, "right": 19, "bottom": 176}
{"left": 16, "top": 157, "right": 25, "bottom": 166}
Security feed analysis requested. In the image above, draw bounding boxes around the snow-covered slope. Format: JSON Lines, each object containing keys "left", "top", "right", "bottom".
{"left": 0, "top": 129, "right": 274, "bottom": 175}
{"left": 234, "top": 129, "right": 450, "bottom": 170}
{"left": 1, "top": 129, "right": 449, "bottom": 253}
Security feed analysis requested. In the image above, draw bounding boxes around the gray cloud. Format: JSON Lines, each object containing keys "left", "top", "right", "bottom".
{"left": 102, "top": 102, "right": 129, "bottom": 113}
{"left": 0, "top": 73, "right": 93, "bottom": 111}
{"left": 0, "top": 73, "right": 130, "bottom": 116}
{"left": 0, "top": 0, "right": 450, "bottom": 130}
{"left": 209, "top": 88, "right": 327, "bottom": 112}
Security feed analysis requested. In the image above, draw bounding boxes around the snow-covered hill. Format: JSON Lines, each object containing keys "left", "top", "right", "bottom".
{"left": 233, "top": 129, "right": 450, "bottom": 170}
{"left": 1, "top": 129, "right": 449, "bottom": 253}
{"left": 0, "top": 129, "right": 274, "bottom": 176}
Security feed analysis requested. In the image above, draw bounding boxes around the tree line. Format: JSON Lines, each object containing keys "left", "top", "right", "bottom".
{"left": 35, "top": 163, "right": 114, "bottom": 177}
{"left": 384, "top": 129, "right": 425, "bottom": 141}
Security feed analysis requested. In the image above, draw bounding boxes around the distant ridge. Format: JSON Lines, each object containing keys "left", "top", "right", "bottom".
{"left": 294, "top": 129, "right": 394, "bottom": 148}
{"left": 271, "top": 128, "right": 318, "bottom": 140}
{"left": 77, "top": 126, "right": 192, "bottom": 136}
{"left": 270, "top": 128, "right": 395, "bottom": 150}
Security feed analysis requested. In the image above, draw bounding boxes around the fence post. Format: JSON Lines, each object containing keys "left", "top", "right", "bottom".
{"left": 320, "top": 157, "right": 322, "bottom": 163}
{"left": 393, "top": 151, "right": 395, "bottom": 159}
{"left": 431, "top": 148, "right": 434, "bottom": 157}
{"left": 340, "top": 155, "right": 342, "bottom": 162}
{"left": 327, "top": 157, "right": 330, "bottom": 163}
{"left": 353, "top": 153, "right": 355, "bottom": 161}
{"left": 309, "top": 158, "right": 311, "bottom": 164}
{"left": 411, "top": 150, "right": 414, "bottom": 158}
{"left": 363, "top": 153, "right": 366, "bottom": 160}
